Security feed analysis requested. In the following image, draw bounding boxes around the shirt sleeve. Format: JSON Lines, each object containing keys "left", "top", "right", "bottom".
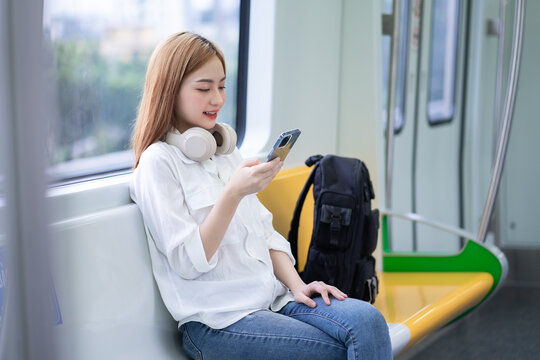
{"left": 254, "top": 196, "right": 296, "bottom": 266}
{"left": 130, "top": 148, "right": 218, "bottom": 279}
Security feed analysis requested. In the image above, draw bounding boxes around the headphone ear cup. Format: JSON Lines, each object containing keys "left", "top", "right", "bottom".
{"left": 223, "top": 123, "right": 237, "bottom": 154}
{"left": 178, "top": 127, "right": 217, "bottom": 162}
{"left": 212, "top": 123, "right": 237, "bottom": 155}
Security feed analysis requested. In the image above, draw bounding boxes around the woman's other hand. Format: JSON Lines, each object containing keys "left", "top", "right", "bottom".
{"left": 226, "top": 157, "right": 282, "bottom": 198}
{"left": 291, "top": 281, "right": 348, "bottom": 308}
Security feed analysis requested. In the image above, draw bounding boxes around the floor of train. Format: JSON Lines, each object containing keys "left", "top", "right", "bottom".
{"left": 398, "top": 282, "right": 540, "bottom": 359}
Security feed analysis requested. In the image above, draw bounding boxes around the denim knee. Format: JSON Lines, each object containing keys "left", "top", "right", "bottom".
{"left": 349, "top": 300, "right": 389, "bottom": 335}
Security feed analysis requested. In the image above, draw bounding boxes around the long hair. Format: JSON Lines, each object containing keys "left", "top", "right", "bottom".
{"left": 132, "top": 32, "right": 226, "bottom": 168}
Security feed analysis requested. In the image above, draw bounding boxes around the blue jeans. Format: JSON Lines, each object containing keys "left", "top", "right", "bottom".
{"left": 180, "top": 297, "right": 392, "bottom": 360}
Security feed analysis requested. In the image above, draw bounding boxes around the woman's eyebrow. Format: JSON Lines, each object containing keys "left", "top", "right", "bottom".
{"left": 195, "top": 76, "right": 226, "bottom": 83}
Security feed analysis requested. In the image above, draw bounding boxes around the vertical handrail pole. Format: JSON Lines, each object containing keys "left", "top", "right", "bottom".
{"left": 477, "top": 0, "right": 525, "bottom": 243}
{"left": 493, "top": 0, "right": 507, "bottom": 135}
{"left": 490, "top": 0, "right": 507, "bottom": 247}
{"left": 385, "top": 0, "right": 402, "bottom": 249}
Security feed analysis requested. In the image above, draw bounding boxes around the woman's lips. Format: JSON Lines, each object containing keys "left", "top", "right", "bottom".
{"left": 203, "top": 111, "right": 219, "bottom": 120}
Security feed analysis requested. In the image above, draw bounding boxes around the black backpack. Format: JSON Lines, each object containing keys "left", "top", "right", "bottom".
{"left": 288, "top": 155, "right": 380, "bottom": 303}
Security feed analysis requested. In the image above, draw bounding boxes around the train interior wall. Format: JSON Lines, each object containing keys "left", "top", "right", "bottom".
{"left": 257, "top": 0, "right": 384, "bottom": 194}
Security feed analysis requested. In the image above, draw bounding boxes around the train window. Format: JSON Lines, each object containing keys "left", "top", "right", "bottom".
{"left": 427, "top": 0, "right": 460, "bottom": 123}
{"left": 42, "top": 0, "right": 247, "bottom": 183}
{"left": 382, "top": 0, "right": 409, "bottom": 133}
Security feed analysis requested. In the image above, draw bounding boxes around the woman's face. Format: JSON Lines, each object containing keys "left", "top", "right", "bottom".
{"left": 175, "top": 55, "right": 226, "bottom": 132}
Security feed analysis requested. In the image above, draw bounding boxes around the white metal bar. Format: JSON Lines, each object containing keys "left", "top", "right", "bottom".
{"left": 384, "top": 0, "right": 402, "bottom": 249}
{"left": 477, "top": 0, "right": 526, "bottom": 243}
{"left": 380, "top": 209, "right": 476, "bottom": 241}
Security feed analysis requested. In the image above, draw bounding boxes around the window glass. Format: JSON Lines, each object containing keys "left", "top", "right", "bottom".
{"left": 382, "top": 0, "right": 409, "bottom": 133}
{"left": 0, "top": 7, "right": 8, "bottom": 330}
{"left": 427, "top": 0, "right": 460, "bottom": 123}
{"left": 43, "top": 0, "right": 243, "bottom": 181}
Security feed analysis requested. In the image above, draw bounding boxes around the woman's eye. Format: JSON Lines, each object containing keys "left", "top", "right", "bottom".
{"left": 219, "top": 86, "right": 226, "bottom": 90}
{"left": 197, "top": 89, "right": 210, "bottom": 92}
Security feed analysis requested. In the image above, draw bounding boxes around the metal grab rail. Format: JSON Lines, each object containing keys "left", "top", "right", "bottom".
{"left": 381, "top": 209, "right": 477, "bottom": 241}
{"left": 477, "top": 0, "right": 526, "bottom": 243}
{"left": 384, "top": 0, "right": 402, "bottom": 249}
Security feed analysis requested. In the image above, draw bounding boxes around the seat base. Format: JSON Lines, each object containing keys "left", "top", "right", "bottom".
{"left": 375, "top": 271, "right": 493, "bottom": 355}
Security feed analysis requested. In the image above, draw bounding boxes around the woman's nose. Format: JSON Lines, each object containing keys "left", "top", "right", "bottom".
{"left": 210, "top": 88, "right": 225, "bottom": 107}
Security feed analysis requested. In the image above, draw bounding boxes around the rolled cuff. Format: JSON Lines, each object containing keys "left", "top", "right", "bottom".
{"left": 184, "top": 229, "right": 218, "bottom": 273}
{"left": 267, "top": 231, "right": 296, "bottom": 266}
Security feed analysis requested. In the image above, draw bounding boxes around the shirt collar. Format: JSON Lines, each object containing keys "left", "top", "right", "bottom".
{"left": 163, "top": 141, "right": 198, "bottom": 164}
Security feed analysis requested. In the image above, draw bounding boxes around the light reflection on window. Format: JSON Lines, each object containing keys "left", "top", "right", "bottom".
{"left": 427, "top": 0, "right": 460, "bottom": 123}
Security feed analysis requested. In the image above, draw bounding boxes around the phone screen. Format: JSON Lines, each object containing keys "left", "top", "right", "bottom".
{"left": 266, "top": 129, "right": 301, "bottom": 162}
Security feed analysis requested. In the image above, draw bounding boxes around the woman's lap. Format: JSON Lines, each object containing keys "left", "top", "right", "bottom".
{"left": 181, "top": 297, "right": 391, "bottom": 360}
{"left": 280, "top": 297, "right": 392, "bottom": 359}
{"left": 181, "top": 309, "right": 346, "bottom": 360}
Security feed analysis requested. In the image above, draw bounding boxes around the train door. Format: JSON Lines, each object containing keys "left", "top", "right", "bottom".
{"left": 384, "top": 0, "right": 467, "bottom": 252}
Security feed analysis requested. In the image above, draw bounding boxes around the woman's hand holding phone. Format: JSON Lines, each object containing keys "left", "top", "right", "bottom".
{"left": 225, "top": 129, "right": 299, "bottom": 200}
{"left": 226, "top": 157, "right": 283, "bottom": 199}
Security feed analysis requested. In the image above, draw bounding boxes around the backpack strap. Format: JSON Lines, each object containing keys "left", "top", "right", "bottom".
{"left": 288, "top": 155, "right": 322, "bottom": 270}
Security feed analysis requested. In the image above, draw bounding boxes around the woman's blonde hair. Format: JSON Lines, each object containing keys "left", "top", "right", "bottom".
{"left": 131, "top": 32, "right": 226, "bottom": 168}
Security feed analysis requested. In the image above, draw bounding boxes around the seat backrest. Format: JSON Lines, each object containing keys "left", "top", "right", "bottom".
{"left": 257, "top": 166, "right": 313, "bottom": 271}
{"left": 49, "top": 186, "right": 186, "bottom": 359}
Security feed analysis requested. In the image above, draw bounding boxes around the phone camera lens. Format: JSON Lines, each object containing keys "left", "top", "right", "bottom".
{"left": 279, "top": 135, "right": 290, "bottom": 148}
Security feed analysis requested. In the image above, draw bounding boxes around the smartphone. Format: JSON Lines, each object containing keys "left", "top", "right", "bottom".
{"left": 266, "top": 129, "right": 301, "bottom": 162}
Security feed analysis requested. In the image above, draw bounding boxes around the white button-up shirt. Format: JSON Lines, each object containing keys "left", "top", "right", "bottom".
{"left": 130, "top": 142, "right": 295, "bottom": 329}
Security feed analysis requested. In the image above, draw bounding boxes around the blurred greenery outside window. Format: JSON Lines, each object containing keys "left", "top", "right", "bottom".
{"left": 43, "top": 0, "right": 242, "bottom": 182}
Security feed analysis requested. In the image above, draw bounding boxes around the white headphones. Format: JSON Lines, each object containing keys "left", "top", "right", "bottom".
{"left": 165, "top": 123, "right": 237, "bottom": 162}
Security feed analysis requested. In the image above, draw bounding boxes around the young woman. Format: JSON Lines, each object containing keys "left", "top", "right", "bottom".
{"left": 130, "top": 31, "right": 392, "bottom": 360}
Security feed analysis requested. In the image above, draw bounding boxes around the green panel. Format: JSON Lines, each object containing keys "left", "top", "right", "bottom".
{"left": 382, "top": 214, "right": 390, "bottom": 252}
{"left": 383, "top": 240, "right": 502, "bottom": 294}
{"left": 381, "top": 213, "right": 504, "bottom": 296}
{"left": 380, "top": 215, "right": 506, "bottom": 327}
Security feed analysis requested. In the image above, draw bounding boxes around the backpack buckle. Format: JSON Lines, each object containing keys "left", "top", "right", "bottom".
{"left": 330, "top": 214, "right": 341, "bottom": 232}
{"left": 366, "top": 276, "right": 379, "bottom": 304}
{"left": 330, "top": 214, "right": 343, "bottom": 246}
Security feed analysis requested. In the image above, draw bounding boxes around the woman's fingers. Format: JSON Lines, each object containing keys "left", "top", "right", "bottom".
{"left": 252, "top": 157, "right": 281, "bottom": 175}
{"left": 252, "top": 158, "right": 282, "bottom": 187}
{"left": 316, "top": 282, "right": 331, "bottom": 305}
{"left": 310, "top": 281, "right": 348, "bottom": 304}
{"left": 294, "top": 281, "right": 349, "bottom": 309}
{"left": 321, "top": 282, "right": 347, "bottom": 299}
{"left": 327, "top": 285, "right": 347, "bottom": 300}
{"left": 241, "top": 158, "right": 261, "bottom": 168}
{"left": 230, "top": 157, "right": 282, "bottom": 196}
{"left": 296, "top": 293, "right": 317, "bottom": 308}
